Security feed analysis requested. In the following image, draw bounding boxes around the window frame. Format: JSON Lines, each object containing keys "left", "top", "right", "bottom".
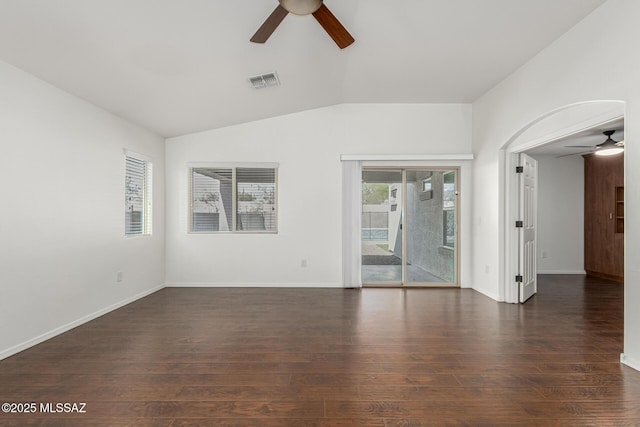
{"left": 124, "top": 151, "right": 153, "bottom": 237}
{"left": 442, "top": 171, "right": 455, "bottom": 249}
{"left": 188, "top": 163, "right": 278, "bottom": 234}
{"left": 422, "top": 177, "right": 432, "bottom": 192}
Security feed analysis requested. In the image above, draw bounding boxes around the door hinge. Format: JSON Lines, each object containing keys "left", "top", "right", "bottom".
{"left": 515, "top": 220, "right": 524, "bottom": 228}
{"left": 516, "top": 166, "right": 524, "bottom": 173}
{"left": 515, "top": 275, "right": 523, "bottom": 283}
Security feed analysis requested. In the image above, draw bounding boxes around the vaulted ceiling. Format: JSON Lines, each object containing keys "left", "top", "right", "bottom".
{"left": 0, "top": 0, "right": 606, "bottom": 137}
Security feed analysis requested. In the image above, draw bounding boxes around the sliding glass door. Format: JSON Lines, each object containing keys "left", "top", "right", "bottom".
{"left": 362, "top": 168, "right": 458, "bottom": 286}
{"left": 361, "top": 170, "right": 403, "bottom": 285}
{"left": 404, "top": 169, "right": 457, "bottom": 285}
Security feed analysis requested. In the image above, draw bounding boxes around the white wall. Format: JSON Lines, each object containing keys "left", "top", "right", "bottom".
{"left": 532, "top": 155, "right": 584, "bottom": 274}
{"left": 471, "top": 0, "right": 640, "bottom": 369}
{"left": 166, "top": 103, "right": 472, "bottom": 287}
{"left": 0, "top": 61, "right": 165, "bottom": 359}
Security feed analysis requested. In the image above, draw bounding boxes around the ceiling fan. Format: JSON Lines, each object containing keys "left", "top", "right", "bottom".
{"left": 560, "top": 130, "right": 625, "bottom": 157}
{"left": 250, "top": 0, "right": 355, "bottom": 49}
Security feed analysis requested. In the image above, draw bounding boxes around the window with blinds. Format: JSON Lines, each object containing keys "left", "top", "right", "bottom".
{"left": 125, "top": 154, "right": 152, "bottom": 236}
{"left": 190, "top": 165, "right": 277, "bottom": 233}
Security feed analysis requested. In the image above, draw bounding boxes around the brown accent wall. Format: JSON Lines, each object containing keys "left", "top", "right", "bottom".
{"left": 583, "top": 153, "right": 624, "bottom": 282}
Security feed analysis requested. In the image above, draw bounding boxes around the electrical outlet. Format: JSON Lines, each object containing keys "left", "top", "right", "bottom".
{"left": 116, "top": 271, "right": 123, "bottom": 282}
{"left": 301, "top": 259, "right": 307, "bottom": 268}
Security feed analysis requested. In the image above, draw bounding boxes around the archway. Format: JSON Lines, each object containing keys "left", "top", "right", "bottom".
{"left": 498, "top": 100, "right": 625, "bottom": 303}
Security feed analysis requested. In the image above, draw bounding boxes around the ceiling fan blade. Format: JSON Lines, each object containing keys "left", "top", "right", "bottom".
{"left": 250, "top": 5, "right": 289, "bottom": 43}
{"left": 312, "top": 4, "right": 354, "bottom": 49}
{"left": 564, "top": 145, "right": 595, "bottom": 148}
{"left": 556, "top": 151, "right": 592, "bottom": 158}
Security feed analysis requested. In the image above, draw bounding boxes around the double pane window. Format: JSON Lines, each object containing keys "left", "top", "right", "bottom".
{"left": 190, "top": 166, "right": 277, "bottom": 233}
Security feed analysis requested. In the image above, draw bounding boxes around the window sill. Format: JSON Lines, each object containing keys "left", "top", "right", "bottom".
{"left": 188, "top": 231, "right": 278, "bottom": 235}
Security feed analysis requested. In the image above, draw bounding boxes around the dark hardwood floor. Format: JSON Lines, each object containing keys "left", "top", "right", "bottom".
{"left": 1, "top": 275, "right": 639, "bottom": 426}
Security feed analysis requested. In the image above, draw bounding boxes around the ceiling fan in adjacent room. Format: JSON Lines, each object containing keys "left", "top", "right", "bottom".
{"left": 250, "top": 0, "right": 355, "bottom": 49}
{"left": 560, "top": 130, "right": 625, "bottom": 157}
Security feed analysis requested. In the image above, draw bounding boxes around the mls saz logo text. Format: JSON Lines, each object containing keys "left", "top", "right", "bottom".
{"left": 40, "top": 402, "right": 87, "bottom": 413}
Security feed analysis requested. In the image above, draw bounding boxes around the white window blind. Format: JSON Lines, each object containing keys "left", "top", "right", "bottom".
{"left": 190, "top": 166, "right": 277, "bottom": 233}
{"left": 191, "top": 168, "right": 233, "bottom": 232}
{"left": 236, "top": 168, "right": 276, "bottom": 231}
{"left": 125, "top": 155, "right": 152, "bottom": 236}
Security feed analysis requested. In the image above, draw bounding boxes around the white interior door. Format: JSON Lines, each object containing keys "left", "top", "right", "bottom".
{"left": 519, "top": 153, "right": 537, "bottom": 302}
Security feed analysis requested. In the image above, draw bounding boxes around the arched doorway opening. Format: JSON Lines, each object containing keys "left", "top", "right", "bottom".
{"left": 498, "top": 100, "right": 625, "bottom": 303}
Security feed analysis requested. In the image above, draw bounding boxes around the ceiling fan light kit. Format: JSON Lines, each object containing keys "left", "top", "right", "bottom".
{"left": 250, "top": 0, "right": 354, "bottom": 49}
{"left": 595, "top": 147, "right": 624, "bottom": 156}
{"left": 280, "top": 0, "right": 322, "bottom": 15}
{"left": 594, "top": 130, "right": 625, "bottom": 156}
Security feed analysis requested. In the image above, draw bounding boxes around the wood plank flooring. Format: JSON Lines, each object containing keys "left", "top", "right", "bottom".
{"left": 1, "top": 275, "right": 639, "bottom": 426}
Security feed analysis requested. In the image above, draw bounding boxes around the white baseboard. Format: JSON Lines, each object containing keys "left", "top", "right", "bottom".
{"left": 165, "top": 282, "right": 345, "bottom": 288}
{"left": 621, "top": 353, "right": 640, "bottom": 372}
{"left": 537, "top": 270, "right": 586, "bottom": 275}
{"left": 0, "top": 284, "right": 165, "bottom": 361}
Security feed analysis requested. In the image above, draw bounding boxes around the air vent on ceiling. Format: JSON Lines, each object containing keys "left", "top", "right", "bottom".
{"left": 248, "top": 72, "right": 280, "bottom": 89}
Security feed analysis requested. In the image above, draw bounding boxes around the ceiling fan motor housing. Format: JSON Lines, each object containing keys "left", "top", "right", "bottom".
{"left": 279, "top": 0, "right": 322, "bottom": 15}
{"left": 251, "top": 0, "right": 353, "bottom": 49}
